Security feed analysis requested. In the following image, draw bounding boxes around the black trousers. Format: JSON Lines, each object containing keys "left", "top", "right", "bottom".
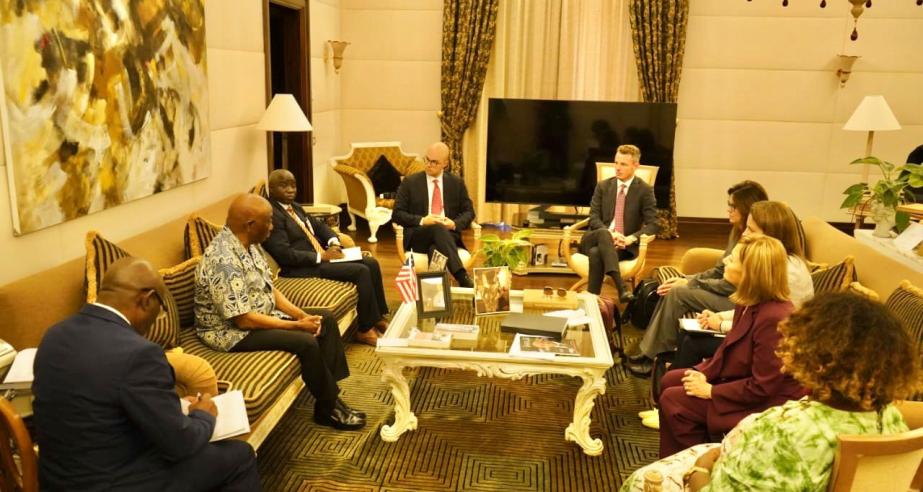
{"left": 408, "top": 224, "right": 466, "bottom": 277}
{"left": 284, "top": 257, "right": 388, "bottom": 332}
{"left": 672, "top": 331, "right": 725, "bottom": 370}
{"left": 166, "top": 440, "right": 261, "bottom": 492}
{"left": 579, "top": 228, "right": 637, "bottom": 295}
{"left": 231, "top": 313, "right": 347, "bottom": 405}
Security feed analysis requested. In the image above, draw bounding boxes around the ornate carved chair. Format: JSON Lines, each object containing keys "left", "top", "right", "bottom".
{"left": 562, "top": 163, "right": 659, "bottom": 292}
{"left": 0, "top": 398, "right": 37, "bottom": 492}
{"left": 330, "top": 142, "right": 425, "bottom": 243}
{"left": 393, "top": 222, "right": 482, "bottom": 273}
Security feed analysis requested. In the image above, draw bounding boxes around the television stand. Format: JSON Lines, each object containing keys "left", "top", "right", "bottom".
{"left": 522, "top": 205, "right": 588, "bottom": 229}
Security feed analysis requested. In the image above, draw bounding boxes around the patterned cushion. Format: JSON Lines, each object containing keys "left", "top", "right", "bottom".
{"left": 274, "top": 277, "right": 358, "bottom": 321}
{"left": 336, "top": 146, "right": 419, "bottom": 175}
{"left": 161, "top": 257, "right": 200, "bottom": 329}
{"left": 367, "top": 155, "right": 403, "bottom": 195}
{"left": 185, "top": 215, "right": 223, "bottom": 258}
{"left": 810, "top": 256, "right": 856, "bottom": 294}
{"left": 886, "top": 280, "right": 923, "bottom": 352}
{"left": 146, "top": 290, "right": 180, "bottom": 349}
{"left": 179, "top": 330, "right": 300, "bottom": 421}
{"left": 847, "top": 281, "right": 879, "bottom": 301}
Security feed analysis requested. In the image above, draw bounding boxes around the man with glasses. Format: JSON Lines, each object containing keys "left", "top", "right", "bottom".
{"left": 393, "top": 142, "right": 477, "bottom": 287}
{"left": 33, "top": 257, "right": 260, "bottom": 491}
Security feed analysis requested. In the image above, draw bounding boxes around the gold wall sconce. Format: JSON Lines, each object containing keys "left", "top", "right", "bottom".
{"left": 836, "top": 54, "right": 860, "bottom": 87}
{"left": 326, "top": 40, "right": 350, "bottom": 73}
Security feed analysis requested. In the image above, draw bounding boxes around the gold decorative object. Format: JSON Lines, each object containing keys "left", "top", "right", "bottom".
{"left": 325, "top": 40, "right": 350, "bottom": 73}
{"left": 747, "top": 0, "right": 922, "bottom": 41}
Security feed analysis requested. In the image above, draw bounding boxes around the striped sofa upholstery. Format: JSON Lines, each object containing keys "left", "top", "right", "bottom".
{"left": 885, "top": 281, "right": 923, "bottom": 401}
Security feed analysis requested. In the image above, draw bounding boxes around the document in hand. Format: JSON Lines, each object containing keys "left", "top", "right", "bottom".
{"left": 0, "top": 348, "right": 36, "bottom": 390}
{"left": 679, "top": 318, "right": 726, "bottom": 338}
{"left": 329, "top": 246, "right": 363, "bottom": 263}
{"left": 181, "top": 390, "right": 251, "bottom": 442}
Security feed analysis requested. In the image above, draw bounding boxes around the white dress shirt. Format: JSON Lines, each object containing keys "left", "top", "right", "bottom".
{"left": 92, "top": 302, "right": 132, "bottom": 325}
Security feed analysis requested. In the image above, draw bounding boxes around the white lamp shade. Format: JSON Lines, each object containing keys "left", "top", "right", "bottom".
{"left": 256, "top": 94, "right": 313, "bottom": 132}
{"left": 843, "top": 95, "right": 901, "bottom": 132}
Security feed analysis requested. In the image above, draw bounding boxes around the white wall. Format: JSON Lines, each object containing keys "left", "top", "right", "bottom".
{"left": 675, "top": 1, "right": 923, "bottom": 222}
{"left": 0, "top": 0, "right": 268, "bottom": 285}
{"left": 310, "top": 0, "right": 346, "bottom": 205}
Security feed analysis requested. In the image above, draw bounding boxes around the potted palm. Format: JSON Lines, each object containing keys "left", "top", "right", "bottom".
{"left": 477, "top": 229, "right": 533, "bottom": 274}
{"left": 841, "top": 156, "right": 923, "bottom": 237}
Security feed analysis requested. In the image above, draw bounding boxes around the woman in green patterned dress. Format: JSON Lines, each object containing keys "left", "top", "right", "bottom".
{"left": 620, "top": 291, "right": 921, "bottom": 492}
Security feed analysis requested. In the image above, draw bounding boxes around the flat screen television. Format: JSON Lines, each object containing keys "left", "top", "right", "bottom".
{"left": 485, "top": 98, "right": 677, "bottom": 208}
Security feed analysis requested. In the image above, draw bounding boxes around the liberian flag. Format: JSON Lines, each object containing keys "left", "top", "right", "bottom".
{"left": 395, "top": 255, "right": 418, "bottom": 303}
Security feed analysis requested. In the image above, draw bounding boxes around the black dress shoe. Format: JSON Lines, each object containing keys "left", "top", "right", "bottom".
{"left": 619, "top": 291, "right": 636, "bottom": 304}
{"left": 336, "top": 398, "right": 366, "bottom": 419}
{"left": 627, "top": 353, "right": 650, "bottom": 365}
{"left": 457, "top": 275, "right": 474, "bottom": 288}
{"left": 627, "top": 358, "right": 653, "bottom": 378}
{"left": 314, "top": 405, "right": 366, "bottom": 430}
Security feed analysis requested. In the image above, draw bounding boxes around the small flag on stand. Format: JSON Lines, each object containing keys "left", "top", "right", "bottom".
{"left": 396, "top": 255, "right": 418, "bottom": 303}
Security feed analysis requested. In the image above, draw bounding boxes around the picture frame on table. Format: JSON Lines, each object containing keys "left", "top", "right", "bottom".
{"left": 473, "top": 266, "right": 512, "bottom": 315}
{"left": 416, "top": 271, "right": 453, "bottom": 319}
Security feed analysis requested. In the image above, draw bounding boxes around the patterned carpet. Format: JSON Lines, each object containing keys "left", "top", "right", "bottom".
{"left": 256, "top": 315, "right": 657, "bottom": 491}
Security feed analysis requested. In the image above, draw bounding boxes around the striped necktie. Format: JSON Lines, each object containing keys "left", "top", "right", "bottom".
{"left": 286, "top": 205, "right": 324, "bottom": 252}
{"left": 612, "top": 184, "right": 626, "bottom": 234}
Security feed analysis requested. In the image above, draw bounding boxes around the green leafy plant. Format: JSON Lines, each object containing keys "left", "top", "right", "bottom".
{"left": 478, "top": 229, "right": 533, "bottom": 270}
{"left": 841, "top": 156, "right": 923, "bottom": 231}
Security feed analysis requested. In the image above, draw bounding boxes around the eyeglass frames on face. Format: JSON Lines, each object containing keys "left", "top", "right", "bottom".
{"left": 543, "top": 286, "right": 567, "bottom": 298}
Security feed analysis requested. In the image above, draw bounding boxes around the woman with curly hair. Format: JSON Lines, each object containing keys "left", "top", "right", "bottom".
{"left": 620, "top": 291, "right": 921, "bottom": 491}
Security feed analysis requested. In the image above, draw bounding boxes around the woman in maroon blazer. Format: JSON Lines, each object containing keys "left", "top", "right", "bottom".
{"left": 657, "top": 234, "right": 806, "bottom": 457}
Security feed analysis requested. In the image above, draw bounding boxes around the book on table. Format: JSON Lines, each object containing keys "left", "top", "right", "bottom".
{"left": 434, "top": 323, "right": 480, "bottom": 341}
{"left": 181, "top": 390, "right": 251, "bottom": 442}
{"left": 0, "top": 348, "right": 36, "bottom": 390}
{"left": 329, "top": 246, "right": 363, "bottom": 263}
{"left": 500, "top": 314, "right": 568, "bottom": 340}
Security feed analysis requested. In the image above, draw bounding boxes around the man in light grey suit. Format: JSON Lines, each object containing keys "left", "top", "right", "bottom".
{"left": 580, "top": 144, "right": 659, "bottom": 301}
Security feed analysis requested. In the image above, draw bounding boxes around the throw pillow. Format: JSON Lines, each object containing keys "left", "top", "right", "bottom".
{"left": 847, "top": 281, "right": 879, "bottom": 301}
{"left": 161, "top": 257, "right": 200, "bottom": 329}
{"left": 367, "top": 154, "right": 403, "bottom": 195}
{"left": 184, "top": 215, "right": 223, "bottom": 258}
{"left": 810, "top": 256, "right": 856, "bottom": 294}
{"left": 886, "top": 280, "right": 923, "bottom": 349}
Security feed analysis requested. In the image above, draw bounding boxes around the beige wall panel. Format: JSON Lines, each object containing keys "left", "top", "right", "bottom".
{"left": 341, "top": 60, "right": 440, "bottom": 110}
{"left": 201, "top": 126, "right": 268, "bottom": 201}
{"left": 311, "top": 56, "right": 341, "bottom": 113}
{"left": 343, "top": 0, "right": 440, "bottom": 10}
{"left": 315, "top": 0, "right": 341, "bottom": 8}
{"left": 204, "top": 0, "right": 264, "bottom": 52}
{"left": 207, "top": 50, "right": 267, "bottom": 131}
{"left": 827, "top": 124, "right": 923, "bottom": 173}
{"left": 311, "top": 0, "right": 342, "bottom": 58}
{"left": 684, "top": 16, "right": 844, "bottom": 70}
{"left": 675, "top": 169, "right": 828, "bottom": 219}
{"left": 677, "top": 69, "right": 838, "bottom": 122}
{"left": 340, "top": 109, "right": 439, "bottom": 157}
{"left": 674, "top": 120, "right": 831, "bottom": 172}
{"left": 820, "top": 172, "right": 873, "bottom": 224}
{"left": 310, "top": 110, "right": 347, "bottom": 204}
{"left": 833, "top": 73, "right": 923, "bottom": 125}
{"left": 342, "top": 9, "right": 442, "bottom": 61}
{"left": 850, "top": 19, "right": 923, "bottom": 72}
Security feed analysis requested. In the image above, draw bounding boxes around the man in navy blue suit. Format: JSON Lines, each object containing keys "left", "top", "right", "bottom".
{"left": 33, "top": 257, "right": 260, "bottom": 491}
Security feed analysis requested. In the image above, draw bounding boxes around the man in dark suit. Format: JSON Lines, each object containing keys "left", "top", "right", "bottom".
{"left": 581, "top": 144, "right": 659, "bottom": 301}
{"left": 263, "top": 169, "right": 389, "bottom": 346}
{"left": 33, "top": 257, "right": 260, "bottom": 491}
{"left": 393, "top": 142, "right": 476, "bottom": 287}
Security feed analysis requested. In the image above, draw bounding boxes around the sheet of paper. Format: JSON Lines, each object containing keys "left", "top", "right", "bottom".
{"left": 543, "top": 309, "right": 590, "bottom": 327}
{"left": 180, "top": 390, "right": 251, "bottom": 442}
{"left": 894, "top": 222, "right": 923, "bottom": 252}
{"left": 679, "top": 318, "right": 726, "bottom": 337}
{"left": 329, "top": 246, "right": 363, "bottom": 263}
{"left": 2, "top": 348, "right": 36, "bottom": 384}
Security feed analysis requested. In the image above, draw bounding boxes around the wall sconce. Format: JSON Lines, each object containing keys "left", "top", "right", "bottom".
{"left": 325, "top": 40, "right": 350, "bottom": 73}
{"left": 836, "top": 54, "right": 860, "bottom": 87}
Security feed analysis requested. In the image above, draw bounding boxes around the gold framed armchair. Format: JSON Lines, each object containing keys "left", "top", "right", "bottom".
{"left": 393, "top": 222, "right": 482, "bottom": 273}
{"left": 330, "top": 142, "right": 425, "bottom": 243}
{"left": 562, "top": 163, "right": 659, "bottom": 292}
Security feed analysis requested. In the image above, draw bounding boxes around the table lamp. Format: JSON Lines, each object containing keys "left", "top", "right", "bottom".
{"left": 256, "top": 93, "right": 312, "bottom": 169}
{"left": 843, "top": 95, "right": 901, "bottom": 183}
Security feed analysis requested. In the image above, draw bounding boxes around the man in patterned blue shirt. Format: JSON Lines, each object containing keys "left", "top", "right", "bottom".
{"left": 194, "top": 193, "right": 366, "bottom": 430}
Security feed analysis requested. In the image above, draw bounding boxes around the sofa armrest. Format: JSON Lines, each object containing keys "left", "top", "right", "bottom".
{"left": 679, "top": 247, "right": 724, "bottom": 275}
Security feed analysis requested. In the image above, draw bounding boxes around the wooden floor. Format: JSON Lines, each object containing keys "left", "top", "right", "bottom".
{"left": 347, "top": 219, "right": 731, "bottom": 303}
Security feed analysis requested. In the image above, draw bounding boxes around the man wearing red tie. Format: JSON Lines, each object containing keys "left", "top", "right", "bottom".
{"left": 393, "top": 142, "right": 477, "bottom": 288}
{"left": 263, "top": 169, "right": 389, "bottom": 346}
{"left": 580, "top": 144, "right": 659, "bottom": 302}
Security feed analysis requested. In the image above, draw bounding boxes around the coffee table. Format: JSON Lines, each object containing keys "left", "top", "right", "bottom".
{"left": 375, "top": 288, "right": 614, "bottom": 456}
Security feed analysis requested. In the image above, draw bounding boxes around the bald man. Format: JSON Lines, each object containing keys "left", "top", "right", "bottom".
{"left": 263, "top": 169, "right": 389, "bottom": 346}
{"left": 194, "top": 194, "right": 366, "bottom": 431}
{"left": 393, "top": 142, "right": 476, "bottom": 287}
{"left": 33, "top": 257, "right": 260, "bottom": 491}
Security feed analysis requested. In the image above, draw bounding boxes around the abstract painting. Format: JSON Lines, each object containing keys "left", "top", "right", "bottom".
{"left": 0, "top": 0, "right": 209, "bottom": 235}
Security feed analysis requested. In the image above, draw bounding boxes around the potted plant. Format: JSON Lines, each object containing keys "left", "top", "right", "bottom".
{"left": 477, "top": 229, "right": 533, "bottom": 274}
{"left": 841, "top": 156, "right": 923, "bottom": 237}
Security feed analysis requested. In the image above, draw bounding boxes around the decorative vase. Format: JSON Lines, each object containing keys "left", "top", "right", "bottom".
{"left": 870, "top": 200, "right": 897, "bottom": 238}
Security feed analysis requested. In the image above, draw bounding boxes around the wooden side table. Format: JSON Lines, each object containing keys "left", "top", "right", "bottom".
{"left": 301, "top": 203, "right": 342, "bottom": 232}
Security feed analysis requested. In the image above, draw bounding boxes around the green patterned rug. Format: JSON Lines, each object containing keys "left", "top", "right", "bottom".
{"left": 256, "top": 317, "right": 657, "bottom": 491}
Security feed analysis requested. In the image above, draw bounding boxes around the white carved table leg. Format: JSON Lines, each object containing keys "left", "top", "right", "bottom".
{"left": 380, "top": 361, "right": 417, "bottom": 441}
{"left": 564, "top": 370, "right": 607, "bottom": 456}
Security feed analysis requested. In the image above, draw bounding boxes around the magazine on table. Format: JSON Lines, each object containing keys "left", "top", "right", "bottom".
{"left": 509, "top": 333, "right": 579, "bottom": 359}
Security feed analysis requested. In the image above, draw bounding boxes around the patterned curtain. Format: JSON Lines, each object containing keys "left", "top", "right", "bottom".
{"left": 440, "top": 0, "right": 500, "bottom": 175}
{"left": 628, "top": 0, "right": 689, "bottom": 239}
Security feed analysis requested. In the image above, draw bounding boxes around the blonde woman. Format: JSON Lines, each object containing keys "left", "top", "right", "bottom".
{"left": 657, "top": 235, "right": 806, "bottom": 457}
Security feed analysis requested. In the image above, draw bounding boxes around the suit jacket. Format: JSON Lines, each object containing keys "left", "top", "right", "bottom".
{"left": 587, "top": 176, "right": 659, "bottom": 255}
{"left": 696, "top": 300, "right": 806, "bottom": 433}
{"left": 393, "top": 171, "right": 475, "bottom": 250}
{"left": 263, "top": 200, "right": 339, "bottom": 274}
{"left": 33, "top": 304, "right": 216, "bottom": 491}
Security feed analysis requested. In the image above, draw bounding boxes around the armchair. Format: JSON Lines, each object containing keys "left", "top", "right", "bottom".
{"left": 562, "top": 163, "right": 659, "bottom": 292}
{"left": 394, "top": 222, "right": 482, "bottom": 273}
{"left": 330, "top": 142, "right": 425, "bottom": 243}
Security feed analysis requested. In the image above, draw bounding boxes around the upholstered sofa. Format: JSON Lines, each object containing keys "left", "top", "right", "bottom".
{"left": 0, "top": 195, "right": 359, "bottom": 449}
{"left": 330, "top": 141, "right": 425, "bottom": 243}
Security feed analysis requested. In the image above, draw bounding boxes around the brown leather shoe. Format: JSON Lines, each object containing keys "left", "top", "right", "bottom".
{"left": 354, "top": 329, "right": 379, "bottom": 346}
{"left": 373, "top": 320, "right": 389, "bottom": 334}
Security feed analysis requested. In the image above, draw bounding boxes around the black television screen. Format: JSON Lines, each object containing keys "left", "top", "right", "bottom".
{"left": 485, "top": 98, "right": 677, "bottom": 208}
